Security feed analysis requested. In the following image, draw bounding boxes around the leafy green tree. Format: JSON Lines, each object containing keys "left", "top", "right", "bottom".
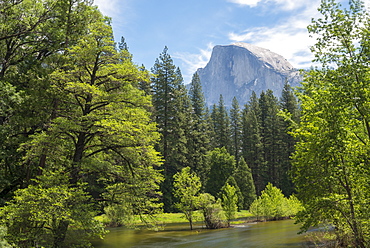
{"left": 221, "top": 183, "right": 238, "bottom": 227}
{"left": 249, "top": 183, "right": 288, "bottom": 221}
{"left": 198, "top": 193, "right": 224, "bottom": 229}
{"left": 0, "top": 225, "right": 11, "bottom": 248}
{"left": 221, "top": 176, "right": 243, "bottom": 210}
{"left": 0, "top": 170, "right": 106, "bottom": 247}
{"left": 234, "top": 157, "right": 256, "bottom": 209}
{"left": 292, "top": 0, "right": 370, "bottom": 246}
{"left": 102, "top": 164, "right": 163, "bottom": 228}
{"left": 0, "top": 0, "right": 93, "bottom": 203}
{"left": 1, "top": 10, "right": 162, "bottom": 247}
{"left": 205, "top": 147, "right": 236, "bottom": 197}
{"left": 173, "top": 167, "right": 201, "bottom": 230}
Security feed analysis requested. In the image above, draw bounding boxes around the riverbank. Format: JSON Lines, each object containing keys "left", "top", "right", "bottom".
{"left": 95, "top": 210, "right": 255, "bottom": 228}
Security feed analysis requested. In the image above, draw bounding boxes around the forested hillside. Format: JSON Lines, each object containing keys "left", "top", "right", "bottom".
{"left": 0, "top": 0, "right": 369, "bottom": 247}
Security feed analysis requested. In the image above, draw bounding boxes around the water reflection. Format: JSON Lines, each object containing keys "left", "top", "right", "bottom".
{"left": 93, "top": 219, "right": 306, "bottom": 248}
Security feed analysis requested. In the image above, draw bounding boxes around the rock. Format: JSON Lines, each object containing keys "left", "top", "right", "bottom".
{"left": 196, "top": 42, "right": 302, "bottom": 107}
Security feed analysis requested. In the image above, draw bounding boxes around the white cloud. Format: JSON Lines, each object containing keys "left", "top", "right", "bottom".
{"left": 228, "top": 1, "right": 321, "bottom": 69}
{"left": 228, "top": 0, "right": 262, "bottom": 7}
{"left": 173, "top": 43, "right": 214, "bottom": 84}
{"left": 228, "top": 0, "right": 315, "bottom": 11}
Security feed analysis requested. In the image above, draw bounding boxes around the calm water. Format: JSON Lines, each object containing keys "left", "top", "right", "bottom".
{"left": 93, "top": 219, "right": 307, "bottom": 248}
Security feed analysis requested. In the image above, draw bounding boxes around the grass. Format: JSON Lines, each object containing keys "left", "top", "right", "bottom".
{"left": 96, "top": 210, "right": 255, "bottom": 227}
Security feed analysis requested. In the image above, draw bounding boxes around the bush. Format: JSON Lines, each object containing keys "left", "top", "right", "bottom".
{"left": 198, "top": 193, "right": 225, "bottom": 229}
{"left": 249, "top": 183, "right": 302, "bottom": 221}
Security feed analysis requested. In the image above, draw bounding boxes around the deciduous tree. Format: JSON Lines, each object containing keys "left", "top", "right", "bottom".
{"left": 292, "top": 0, "right": 370, "bottom": 246}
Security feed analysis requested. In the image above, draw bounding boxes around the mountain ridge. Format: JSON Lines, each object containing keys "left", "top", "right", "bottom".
{"left": 196, "top": 43, "right": 302, "bottom": 107}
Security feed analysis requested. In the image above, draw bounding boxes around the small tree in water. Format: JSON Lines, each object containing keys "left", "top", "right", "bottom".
{"left": 221, "top": 183, "right": 238, "bottom": 227}
{"left": 173, "top": 167, "right": 201, "bottom": 230}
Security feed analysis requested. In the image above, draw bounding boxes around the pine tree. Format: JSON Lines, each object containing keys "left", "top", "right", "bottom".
{"left": 188, "top": 73, "right": 211, "bottom": 184}
{"left": 230, "top": 97, "right": 242, "bottom": 162}
{"left": 259, "top": 90, "right": 283, "bottom": 189}
{"left": 221, "top": 176, "right": 244, "bottom": 211}
{"left": 241, "top": 92, "right": 265, "bottom": 194}
{"left": 279, "top": 82, "right": 299, "bottom": 195}
{"left": 151, "top": 47, "right": 190, "bottom": 212}
{"left": 234, "top": 157, "right": 256, "bottom": 209}
{"left": 211, "top": 95, "right": 231, "bottom": 152}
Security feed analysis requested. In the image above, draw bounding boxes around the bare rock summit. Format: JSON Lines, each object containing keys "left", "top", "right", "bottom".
{"left": 196, "top": 42, "right": 302, "bottom": 107}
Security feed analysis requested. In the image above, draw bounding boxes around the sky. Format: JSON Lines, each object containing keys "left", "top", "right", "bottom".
{"left": 94, "top": 0, "right": 369, "bottom": 83}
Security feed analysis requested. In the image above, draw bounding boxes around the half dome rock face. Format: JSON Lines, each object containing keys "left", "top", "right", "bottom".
{"left": 196, "top": 42, "right": 302, "bottom": 107}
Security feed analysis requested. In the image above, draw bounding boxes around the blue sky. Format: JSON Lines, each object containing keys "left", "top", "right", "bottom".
{"left": 94, "top": 0, "right": 369, "bottom": 83}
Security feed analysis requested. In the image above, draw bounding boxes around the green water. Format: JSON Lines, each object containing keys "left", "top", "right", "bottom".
{"left": 93, "top": 219, "right": 306, "bottom": 248}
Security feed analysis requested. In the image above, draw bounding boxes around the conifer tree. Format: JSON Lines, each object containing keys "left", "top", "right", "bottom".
{"left": 151, "top": 47, "right": 190, "bottom": 212}
{"left": 188, "top": 73, "right": 211, "bottom": 184}
{"left": 230, "top": 97, "right": 242, "bottom": 162}
{"left": 259, "top": 90, "right": 283, "bottom": 188}
{"left": 279, "top": 82, "right": 299, "bottom": 195}
{"left": 241, "top": 92, "right": 265, "bottom": 194}
{"left": 234, "top": 157, "right": 256, "bottom": 209}
{"left": 211, "top": 95, "right": 231, "bottom": 152}
{"left": 221, "top": 176, "right": 243, "bottom": 211}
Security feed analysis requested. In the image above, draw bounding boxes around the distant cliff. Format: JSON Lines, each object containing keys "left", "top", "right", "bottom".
{"left": 196, "top": 42, "right": 302, "bottom": 107}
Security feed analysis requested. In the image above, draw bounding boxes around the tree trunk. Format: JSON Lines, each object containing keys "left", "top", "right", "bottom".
{"left": 53, "top": 220, "right": 69, "bottom": 248}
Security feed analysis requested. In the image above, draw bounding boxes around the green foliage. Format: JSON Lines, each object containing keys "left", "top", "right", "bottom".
{"left": 210, "top": 95, "right": 231, "bottom": 151}
{"left": 0, "top": 225, "right": 11, "bottom": 248}
{"left": 187, "top": 72, "right": 211, "bottom": 185}
{"left": 230, "top": 97, "right": 242, "bottom": 161}
{"left": 234, "top": 157, "right": 256, "bottom": 209}
{"left": 292, "top": 0, "right": 370, "bottom": 247}
{"left": 0, "top": 0, "right": 94, "bottom": 204}
{"left": 198, "top": 193, "right": 225, "bottom": 229}
{"left": 0, "top": 4, "right": 163, "bottom": 246}
{"left": 173, "top": 167, "right": 201, "bottom": 230}
{"left": 279, "top": 82, "right": 299, "bottom": 196}
{"left": 249, "top": 183, "right": 302, "bottom": 221}
{"left": 102, "top": 164, "right": 163, "bottom": 228}
{"left": 241, "top": 92, "right": 264, "bottom": 194}
{"left": 0, "top": 170, "right": 106, "bottom": 247}
{"left": 151, "top": 47, "right": 191, "bottom": 212}
{"left": 205, "top": 147, "right": 236, "bottom": 197}
{"left": 221, "top": 183, "right": 238, "bottom": 227}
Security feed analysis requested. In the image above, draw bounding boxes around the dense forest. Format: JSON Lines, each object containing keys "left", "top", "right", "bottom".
{"left": 0, "top": 0, "right": 369, "bottom": 247}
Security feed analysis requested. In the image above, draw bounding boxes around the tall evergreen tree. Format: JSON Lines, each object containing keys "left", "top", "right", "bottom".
{"left": 230, "top": 97, "right": 242, "bottom": 162}
{"left": 241, "top": 92, "right": 265, "bottom": 194}
{"left": 188, "top": 73, "right": 210, "bottom": 184}
{"left": 211, "top": 95, "right": 231, "bottom": 152}
{"left": 279, "top": 82, "right": 299, "bottom": 195}
{"left": 234, "top": 157, "right": 256, "bottom": 209}
{"left": 151, "top": 47, "right": 190, "bottom": 212}
{"left": 259, "top": 90, "right": 283, "bottom": 189}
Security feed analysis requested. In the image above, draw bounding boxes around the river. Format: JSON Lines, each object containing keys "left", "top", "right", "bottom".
{"left": 93, "top": 219, "right": 308, "bottom": 247}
